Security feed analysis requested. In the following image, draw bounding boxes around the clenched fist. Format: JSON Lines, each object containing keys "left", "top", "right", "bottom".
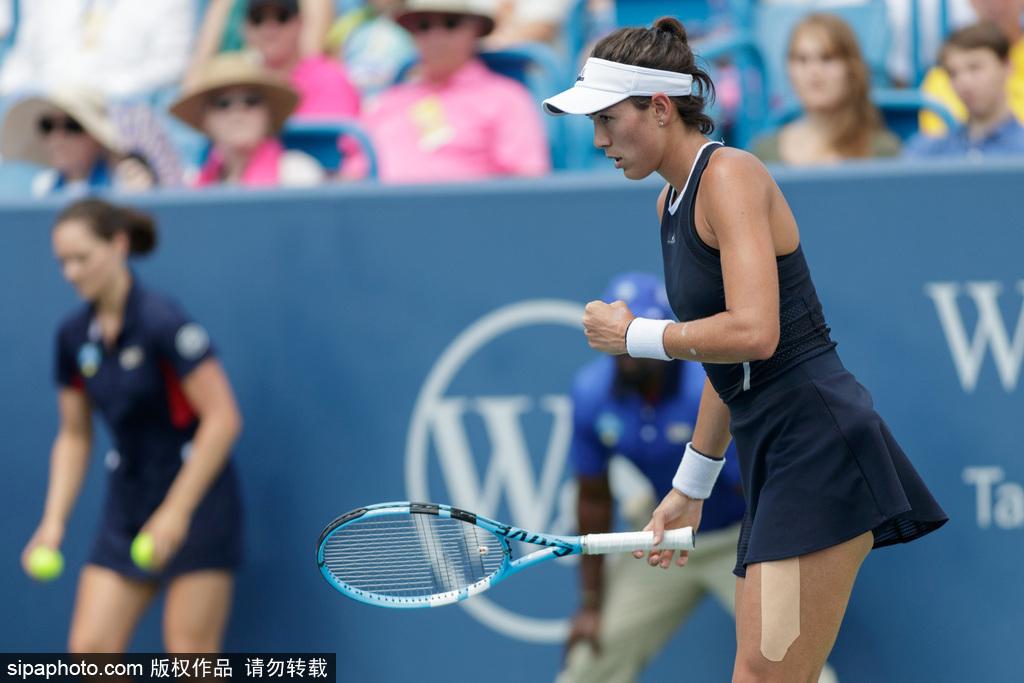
{"left": 582, "top": 300, "right": 635, "bottom": 355}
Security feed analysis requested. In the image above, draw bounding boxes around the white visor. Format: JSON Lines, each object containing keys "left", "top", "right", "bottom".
{"left": 543, "top": 57, "right": 694, "bottom": 116}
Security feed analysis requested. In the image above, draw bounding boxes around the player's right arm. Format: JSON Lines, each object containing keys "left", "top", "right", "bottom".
{"left": 21, "top": 388, "right": 93, "bottom": 573}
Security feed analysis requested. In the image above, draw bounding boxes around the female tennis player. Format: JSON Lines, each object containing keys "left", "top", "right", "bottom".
{"left": 544, "top": 18, "right": 947, "bottom": 682}
{"left": 20, "top": 198, "right": 243, "bottom": 652}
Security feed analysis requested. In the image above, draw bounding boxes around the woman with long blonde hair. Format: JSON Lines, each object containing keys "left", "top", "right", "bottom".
{"left": 752, "top": 13, "right": 900, "bottom": 165}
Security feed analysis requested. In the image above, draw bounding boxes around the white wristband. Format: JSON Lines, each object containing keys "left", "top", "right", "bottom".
{"left": 672, "top": 442, "right": 726, "bottom": 499}
{"left": 625, "top": 317, "right": 672, "bottom": 361}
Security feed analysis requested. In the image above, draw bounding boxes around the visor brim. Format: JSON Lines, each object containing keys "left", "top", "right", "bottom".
{"left": 542, "top": 86, "right": 630, "bottom": 116}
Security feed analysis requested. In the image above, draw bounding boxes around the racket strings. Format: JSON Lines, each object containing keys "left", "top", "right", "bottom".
{"left": 322, "top": 514, "right": 506, "bottom": 599}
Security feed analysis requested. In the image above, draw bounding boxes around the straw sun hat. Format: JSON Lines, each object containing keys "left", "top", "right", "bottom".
{"left": 170, "top": 52, "right": 299, "bottom": 134}
{"left": 394, "top": 0, "right": 496, "bottom": 37}
{"left": 0, "top": 87, "right": 123, "bottom": 166}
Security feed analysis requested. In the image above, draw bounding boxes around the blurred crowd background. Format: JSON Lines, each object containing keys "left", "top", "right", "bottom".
{"left": 0, "top": 0, "right": 1022, "bottom": 200}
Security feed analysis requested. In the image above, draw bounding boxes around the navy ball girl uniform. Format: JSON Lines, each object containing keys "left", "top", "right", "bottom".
{"left": 55, "top": 277, "right": 243, "bottom": 580}
{"left": 662, "top": 142, "right": 947, "bottom": 577}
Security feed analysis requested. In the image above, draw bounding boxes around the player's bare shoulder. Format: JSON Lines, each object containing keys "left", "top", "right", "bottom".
{"left": 697, "top": 147, "right": 775, "bottom": 223}
{"left": 702, "top": 147, "right": 774, "bottom": 196}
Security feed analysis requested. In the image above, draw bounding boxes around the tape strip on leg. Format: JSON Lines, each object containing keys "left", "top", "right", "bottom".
{"left": 760, "top": 557, "right": 800, "bottom": 662}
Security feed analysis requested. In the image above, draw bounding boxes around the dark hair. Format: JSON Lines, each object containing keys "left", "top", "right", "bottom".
{"left": 591, "top": 17, "right": 716, "bottom": 134}
{"left": 941, "top": 22, "right": 1011, "bottom": 64}
{"left": 54, "top": 198, "right": 159, "bottom": 256}
{"left": 787, "top": 13, "right": 881, "bottom": 158}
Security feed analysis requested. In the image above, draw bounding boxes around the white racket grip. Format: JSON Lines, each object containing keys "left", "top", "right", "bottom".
{"left": 582, "top": 527, "right": 695, "bottom": 555}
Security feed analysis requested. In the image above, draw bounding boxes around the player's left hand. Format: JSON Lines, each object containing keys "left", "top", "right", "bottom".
{"left": 141, "top": 505, "right": 192, "bottom": 571}
{"left": 582, "top": 300, "right": 634, "bottom": 355}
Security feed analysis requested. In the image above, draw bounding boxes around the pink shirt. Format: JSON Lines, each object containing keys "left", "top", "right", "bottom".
{"left": 290, "top": 55, "right": 361, "bottom": 119}
{"left": 196, "top": 138, "right": 285, "bottom": 187}
{"left": 348, "top": 59, "right": 550, "bottom": 183}
{"left": 194, "top": 138, "right": 326, "bottom": 188}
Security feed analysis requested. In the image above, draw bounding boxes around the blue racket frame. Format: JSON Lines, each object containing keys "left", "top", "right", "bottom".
{"left": 317, "top": 501, "right": 580, "bottom": 609}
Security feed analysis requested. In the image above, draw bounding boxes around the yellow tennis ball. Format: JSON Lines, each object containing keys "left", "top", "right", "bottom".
{"left": 28, "top": 546, "right": 64, "bottom": 582}
{"left": 131, "top": 532, "right": 155, "bottom": 571}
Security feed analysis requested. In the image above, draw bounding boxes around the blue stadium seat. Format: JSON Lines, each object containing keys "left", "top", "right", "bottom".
{"left": 614, "top": 0, "right": 723, "bottom": 34}
{"left": 0, "top": 162, "right": 40, "bottom": 200}
{"left": 872, "top": 88, "right": 959, "bottom": 140}
{"left": 335, "top": 0, "right": 365, "bottom": 13}
{"left": 281, "top": 118, "right": 378, "bottom": 177}
{"left": 766, "top": 87, "right": 959, "bottom": 141}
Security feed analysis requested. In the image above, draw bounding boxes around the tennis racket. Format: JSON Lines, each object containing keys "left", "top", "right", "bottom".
{"left": 317, "top": 501, "right": 695, "bottom": 609}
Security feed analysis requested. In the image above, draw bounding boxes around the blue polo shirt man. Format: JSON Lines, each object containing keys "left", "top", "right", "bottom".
{"left": 559, "top": 272, "right": 746, "bottom": 683}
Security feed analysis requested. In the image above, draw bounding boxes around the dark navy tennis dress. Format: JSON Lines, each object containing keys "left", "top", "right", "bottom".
{"left": 661, "top": 141, "right": 947, "bottom": 577}
{"left": 55, "top": 277, "right": 243, "bottom": 580}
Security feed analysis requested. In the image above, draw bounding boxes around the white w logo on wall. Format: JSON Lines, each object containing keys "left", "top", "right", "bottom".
{"left": 925, "top": 281, "right": 1024, "bottom": 392}
{"left": 406, "top": 300, "right": 585, "bottom": 643}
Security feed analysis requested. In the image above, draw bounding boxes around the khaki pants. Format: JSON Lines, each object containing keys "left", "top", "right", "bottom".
{"left": 557, "top": 523, "right": 741, "bottom": 683}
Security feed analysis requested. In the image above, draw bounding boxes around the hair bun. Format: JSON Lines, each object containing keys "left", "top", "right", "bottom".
{"left": 124, "top": 210, "right": 158, "bottom": 255}
{"left": 53, "top": 198, "right": 160, "bottom": 257}
{"left": 653, "top": 16, "right": 688, "bottom": 45}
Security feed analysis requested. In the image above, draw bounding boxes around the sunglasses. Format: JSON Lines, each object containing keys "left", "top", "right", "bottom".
{"left": 246, "top": 7, "right": 297, "bottom": 26}
{"left": 38, "top": 116, "right": 85, "bottom": 136}
{"left": 408, "top": 14, "right": 465, "bottom": 34}
{"left": 208, "top": 92, "right": 266, "bottom": 112}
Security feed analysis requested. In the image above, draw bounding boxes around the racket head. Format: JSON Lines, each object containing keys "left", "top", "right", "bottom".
{"left": 317, "top": 502, "right": 512, "bottom": 608}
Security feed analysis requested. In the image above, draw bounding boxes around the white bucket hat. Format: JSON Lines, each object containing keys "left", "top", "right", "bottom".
{"left": 543, "top": 58, "right": 694, "bottom": 116}
{"left": 1, "top": 87, "right": 123, "bottom": 166}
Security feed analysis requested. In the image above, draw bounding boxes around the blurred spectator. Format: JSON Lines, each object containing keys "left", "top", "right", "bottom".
{"left": 483, "top": 0, "right": 576, "bottom": 51}
{"left": 325, "top": 0, "right": 417, "bottom": 97}
{"left": 0, "top": 0, "right": 194, "bottom": 99}
{"left": 343, "top": 0, "right": 550, "bottom": 183}
{"left": 750, "top": 13, "right": 900, "bottom": 165}
{"left": 919, "top": 0, "right": 1024, "bottom": 134}
{"left": 188, "top": 0, "right": 337, "bottom": 87}
{"left": 246, "top": 0, "right": 359, "bottom": 117}
{"left": 886, "top": 0, "right": 978, "bottom": 85}
{"left": 170, "top": 53, "right": 325, "bottom": 188}
{"left": 189, "top": 0, "right": 359, "bottom": 120}
{"left": 905, "top": 22, "right": 1024, "bottom": 157}
{"left": 762, "top": 0, "right": 978, "bottom": 86}
{"left": 0, "top": 87, "right": 157, "bottom": 197}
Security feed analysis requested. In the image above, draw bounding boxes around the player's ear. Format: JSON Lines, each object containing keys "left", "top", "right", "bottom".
{"left": 111, "top": 230, "right": 131, "bottom": 258}
{"left": 651, "top": 93, "right": 674, "bottom": 125}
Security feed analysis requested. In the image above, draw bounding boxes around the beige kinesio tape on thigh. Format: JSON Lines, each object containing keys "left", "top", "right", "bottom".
{"left": 760, "top": 557, "right": 800, "bottom": 662}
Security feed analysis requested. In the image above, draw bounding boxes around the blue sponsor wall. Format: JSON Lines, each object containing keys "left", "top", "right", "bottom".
{"left": 2, "top": 160, "right": 1022, "bottom": 681}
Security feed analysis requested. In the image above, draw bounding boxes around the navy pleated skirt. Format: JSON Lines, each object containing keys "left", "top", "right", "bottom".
{"left": 727, "top": 349, "right": 947, "bottom": 577}
{"left": 89, "top": 461, "right": 243, "bottom": 581}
